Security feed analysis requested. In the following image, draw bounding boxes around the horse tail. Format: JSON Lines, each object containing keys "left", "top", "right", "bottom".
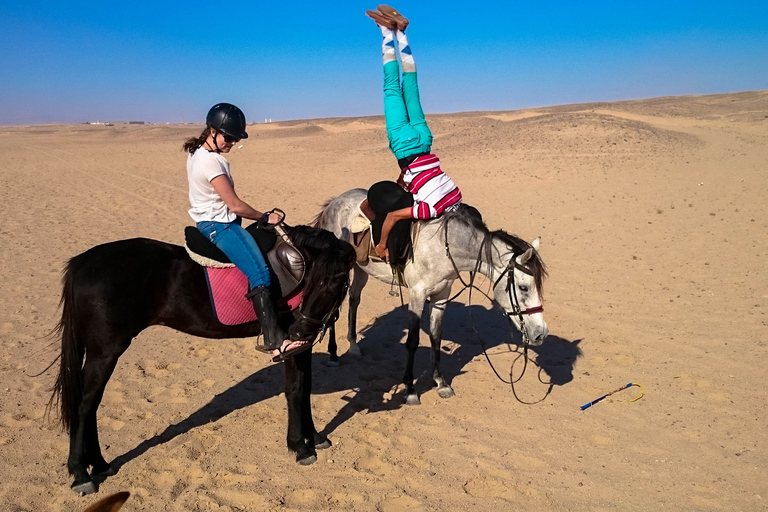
{"left": 49, "top": 257, "right": 85, "bottom": 432}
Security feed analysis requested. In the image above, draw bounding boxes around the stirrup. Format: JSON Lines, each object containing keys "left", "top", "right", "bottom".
{"left": 254, "top": 334, "right": 277, "bottom": 354}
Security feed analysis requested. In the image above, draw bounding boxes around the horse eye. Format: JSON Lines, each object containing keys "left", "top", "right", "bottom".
{"left": 519, "top": 285, "right": 529, "bottom": 293}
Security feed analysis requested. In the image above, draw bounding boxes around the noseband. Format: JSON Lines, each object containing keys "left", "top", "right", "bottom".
{"left": 292, "top": 272, "right": 350, "bottom": 342}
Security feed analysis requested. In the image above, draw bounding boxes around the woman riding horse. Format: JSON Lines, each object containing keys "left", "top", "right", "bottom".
{"left": 183, "top": 103, "right": 307, "bottom": 361}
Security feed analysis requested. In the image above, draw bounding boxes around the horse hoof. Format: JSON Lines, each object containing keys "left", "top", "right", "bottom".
{"left": 437, "top": 386, "right": 455, "bottom": 399}
{"left": 326, "top": 359, "right": 340, "bottom": 368}
{"left": 405, "top": 394, "right": 421, "bottom": 406}
{"left": 347, "top": 344, "right": 362, "bottom": 358}
{"left": 297, "top": 454, "right": 317, "bottom": 466}
{"left": 315, "top": 439, "right": 332, "bottom": 450}
{"left": 72, "top": 480, "right": 98, "bottom": 495}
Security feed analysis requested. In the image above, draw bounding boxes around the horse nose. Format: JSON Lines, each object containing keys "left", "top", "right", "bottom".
{"left": 529, "top": 326, "right": 548, "bottom": 346}
{"left": 526, "top": 333, "right": 546, "bottom": 347}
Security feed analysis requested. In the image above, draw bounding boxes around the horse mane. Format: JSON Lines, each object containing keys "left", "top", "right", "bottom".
{"left": 286, "top": 224, "right": 355, "bottom": 294}
{"left": 439, "top": 206, "right": 548, "bottom": 297}
{"left": 311, "top": 197, "right": 334, "bottom": 229}
{"left": 490, "top": 229, "right": 548, "bottom": 296}
{"left": 287, "top": 224, "right": 339, "bottom": 253}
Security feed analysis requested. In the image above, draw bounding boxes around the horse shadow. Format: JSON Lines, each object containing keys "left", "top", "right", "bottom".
{"left": 110, "top": 302, "right": 581, "bottom": 472}
{"left": 324, "top": 301, "right": 582, "bottom": 395}
{"left": 109, "top": 362, "right": 286, "bottom": 474}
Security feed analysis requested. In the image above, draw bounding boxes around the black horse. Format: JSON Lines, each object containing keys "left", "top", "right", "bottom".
{"left": 49, "top": 224, "right": 355, "bottom": 494}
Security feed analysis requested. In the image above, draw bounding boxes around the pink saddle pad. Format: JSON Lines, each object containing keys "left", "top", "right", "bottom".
{"left": 205, "top": 267, "right": 303, "bottom": 326}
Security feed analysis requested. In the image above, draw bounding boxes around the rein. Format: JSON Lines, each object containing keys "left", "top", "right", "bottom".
{"left": 293, "top": 272, "right": 350, "bottom": 347}
{"left": 442, "top": 219, "right": 551, "bottom": 404}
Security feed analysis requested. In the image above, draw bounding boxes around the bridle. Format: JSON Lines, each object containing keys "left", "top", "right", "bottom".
{"left": 443, "top": 219, "right": 551, "bottom": 404}
{"left": 444, "top": 225, "right": 543, "bottom": 346}
{"left": 292, "top": 271, "right": 350, "bottom": 345}
{"left": 491, "top": 252, "right": 544, "bottom": 346}
{"left": 268, "top": 215, "right": 351, "bottom": 346}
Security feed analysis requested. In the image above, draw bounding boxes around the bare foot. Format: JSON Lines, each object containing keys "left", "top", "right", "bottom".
{"left": 272, "top": 339, "right": 310, "bottom": 360}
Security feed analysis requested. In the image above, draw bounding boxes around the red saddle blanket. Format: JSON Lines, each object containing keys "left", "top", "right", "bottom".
{"left": 205, "top": 267, "right": 303, "bottom": 326}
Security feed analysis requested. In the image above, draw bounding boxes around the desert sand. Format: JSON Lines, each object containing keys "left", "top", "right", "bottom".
{"left": 0, "top": 91, "right": 766, "bottom": 511}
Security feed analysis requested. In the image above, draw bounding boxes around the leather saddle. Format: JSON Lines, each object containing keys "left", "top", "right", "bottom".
{"left": 353, "top": 198, "right": 413, "bottom": 267}
{"left": 184, "top": 224, "right": 305, "bottom": 297}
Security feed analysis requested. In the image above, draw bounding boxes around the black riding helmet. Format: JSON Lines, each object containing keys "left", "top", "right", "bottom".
{"left": 206, "top": 103, "right": 249, "bottom": 140}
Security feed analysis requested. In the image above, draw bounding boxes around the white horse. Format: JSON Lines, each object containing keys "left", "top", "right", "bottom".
{"left": 314, "top": 188, "right": 548, "bottom": 405}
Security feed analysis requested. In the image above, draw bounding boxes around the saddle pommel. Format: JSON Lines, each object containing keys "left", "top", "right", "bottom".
{"left": 268, "top": 240, "right": 305, "bottom": 296}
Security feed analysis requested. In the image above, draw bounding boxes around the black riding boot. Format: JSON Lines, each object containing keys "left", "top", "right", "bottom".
{"left": 246, "top": 285, "right": 286, "bottom": 352}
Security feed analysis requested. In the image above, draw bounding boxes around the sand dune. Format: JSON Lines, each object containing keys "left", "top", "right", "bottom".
{"left": 0, "top": 91, "right": 766, "bottom": 511}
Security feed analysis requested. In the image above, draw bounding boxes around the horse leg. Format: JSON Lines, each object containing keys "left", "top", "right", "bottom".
{"left": 296, "top": 350, "right": 331, "bottom": 449}
{"left": 346, "top": 265, "right": 368, "bottom": 358}
{"left": 326, "top": 321, "right": 340, "bottom": 367}
{"left": 69, "top": 341, "right": 129, "bottom": 494}
{"left": 283, "top": 354, "right": 318, "bottom": 465}
{"left": 428, "top": 287, "right": 455, "bottom": 399}
{"left": 403, "top": 292, "right": 426, "bottom": 406}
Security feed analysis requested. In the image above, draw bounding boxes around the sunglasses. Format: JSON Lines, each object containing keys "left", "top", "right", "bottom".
{"left": 221, "top": 133, "right": 240, "bottom": 144}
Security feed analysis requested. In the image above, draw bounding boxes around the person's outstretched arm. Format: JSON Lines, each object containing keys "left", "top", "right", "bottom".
{"left": 375, "top": 206, "right": 413, "bottom": 261}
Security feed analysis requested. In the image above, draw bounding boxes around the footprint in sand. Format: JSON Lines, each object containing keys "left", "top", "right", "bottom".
{"left": 378, "top": 494, "right": 427, "bottom": 512}
{"left": 212, "top": 470, "right": 262, "bottom": 487}
{"left": 12, "top": 379, "right": 42, "bottom": 394}
{"left": 673, "top": 373, "right": 718, "bottom": 395}
{"left": 353, "top": 429, "right": 392, "bottom": 450}
{"left": 107, "top": 418, "right": 125, "bottom": 431}
{"left": 590, "top": 434, "right": 616, "bottom": 446}
{"left": 355, "top": 451, "right": 397, "bottom": 476}
{"left": 139, "top": 359, "right": 182, "bottom": 379}
{"left": 284, "top": 489, "right": 325, "bottom": 508}
{"left": 103, "top": 385, "right": 124, "bottom": 403}
{"left": 329, "top": 492, "right": 366, "bottom": 508}
{"left": 149, "top": 384, "right": 189, "bottom": 404}
{"left": 1, "top": 412, "right": 34, "bottom": 428}
{"left": 203, "top": 489, "right": 270, "bottom": 510}
{"left": 464, "top": 477, "right": 521, "bottom": 502}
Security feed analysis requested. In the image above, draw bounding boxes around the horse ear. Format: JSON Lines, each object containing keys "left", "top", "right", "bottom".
{"left": 532, "top": 237, "right": 540, "bottom": 251}
{"left": 83, "top": 492, "right": 130, "bottom": 512}
{"left": 518, "top": 247, "right": 533, "bottom": 265}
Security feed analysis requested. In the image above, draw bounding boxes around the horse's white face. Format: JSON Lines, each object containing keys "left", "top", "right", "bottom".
{"left": 492, "top": 237, "right": 548, "bottom": 346}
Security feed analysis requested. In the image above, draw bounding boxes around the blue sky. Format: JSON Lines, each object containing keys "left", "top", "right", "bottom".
{"left": 1, "top": 1, "right": 766, "bottom": 124}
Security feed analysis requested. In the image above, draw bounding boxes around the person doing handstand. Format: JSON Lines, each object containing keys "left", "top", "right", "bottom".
{"left": 365, "top": 5, "right": 463, "bottom": 264}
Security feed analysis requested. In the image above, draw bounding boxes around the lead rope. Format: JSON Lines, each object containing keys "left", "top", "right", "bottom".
{"left": 443, "top": 220, "right": 552, "bottom": 404}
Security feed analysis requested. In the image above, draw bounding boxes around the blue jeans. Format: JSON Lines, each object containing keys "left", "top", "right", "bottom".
{"left": 196, "top": 219, "right": 271, "bottom": 288}
{"left": 383, "top": 61, "right": 433, "bottom": 160}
